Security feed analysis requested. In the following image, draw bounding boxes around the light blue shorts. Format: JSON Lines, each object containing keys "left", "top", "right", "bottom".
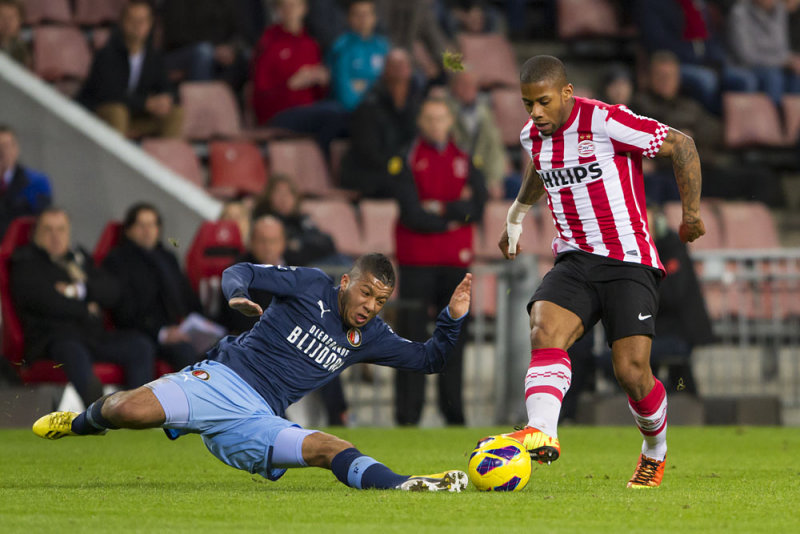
{"left": 147, "top": 360, "right": 298, "bottom": 481}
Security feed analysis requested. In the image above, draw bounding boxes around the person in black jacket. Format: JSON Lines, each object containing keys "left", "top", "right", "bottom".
{"left": 10, "top": 208, "right": 156, "bottom": 406}
{"left": 339, "top": 48, "right": 423, "bottom": 198}
{"left": 103, "top": 203, "right": 204, "bottom": 372}
{"left": 78, "top": 0, "right": 183, "bottom": 138}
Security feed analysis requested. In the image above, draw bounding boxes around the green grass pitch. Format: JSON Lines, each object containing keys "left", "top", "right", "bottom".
{"left": 1, "top": 426, "right": 798, "bottom": 533}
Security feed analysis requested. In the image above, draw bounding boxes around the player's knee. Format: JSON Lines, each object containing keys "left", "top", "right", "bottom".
{"left": 103, "top": 391, "right": 147, "bottom": 426}
{"left": 613, "top": 360, "right": 651, "bottom": 394}
{"left": 530, "top": 323, "right": 568, "bottom": 349}
{"left": 302, "top": 432, "right": 353, "bottom": 468}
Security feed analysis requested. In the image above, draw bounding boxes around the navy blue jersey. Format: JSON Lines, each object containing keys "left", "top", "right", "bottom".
{"left": 213, "top": 263, "right": 466, "bottom": 416}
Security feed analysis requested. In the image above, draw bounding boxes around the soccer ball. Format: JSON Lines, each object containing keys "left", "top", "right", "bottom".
{"left": 467, "top": 436, "right": 531, "bottom": 492}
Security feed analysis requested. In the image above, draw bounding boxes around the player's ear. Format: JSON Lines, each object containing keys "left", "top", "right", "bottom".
{"left": 340, "top": 273, "right": 350, "bottom": 290}
{"left": 562, "top": 83, "right": 573, "bottom": 100}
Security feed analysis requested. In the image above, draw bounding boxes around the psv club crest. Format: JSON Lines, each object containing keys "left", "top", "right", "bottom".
{"left": 346, "top": 328, "right": 362, "bottom": 347}
{"left": 577, "top": 133, "right": 595, "bottom": 157}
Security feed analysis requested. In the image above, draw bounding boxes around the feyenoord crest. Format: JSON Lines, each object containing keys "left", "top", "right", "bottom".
{"left": 192, "top": 369, "right": 210, "bottom": 381}
{"left": 577, "top": 133, "right": 595, "bottom": 157}
{"left": 346, "top": 328, "right": 362, "bottom": 347}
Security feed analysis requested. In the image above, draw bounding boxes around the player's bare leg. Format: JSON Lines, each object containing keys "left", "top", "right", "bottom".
{"left": 296, "top": 430, "right": 466, "bottom": 492}
{"left": 611, "top": 335, "right": 668, "bottom": 488}
{"left": 479, "top": 301, "right": 582, "bottom": 463}
{"left": 33, "top": 387, "right": 166, "bottom": 439}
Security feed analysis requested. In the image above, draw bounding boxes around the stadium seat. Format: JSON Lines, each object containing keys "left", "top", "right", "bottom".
{"left": 557, "top": 0, "right": 621, "bottom": 39}
{"left": 299, "top": 199, "right": 365, "bottom": 257}
{"left": 491, "top": 88, "right": 530, "bottom": 146}
{"left": 23, "top": 0, "right": 72, "bottom": 25}
{"left": 457, "top": 33, "right": 518, "bottom": 89}
{"left": 185, "top": 220, "right": 244, "bottom": 293}
{"left": 662, "top": 201, "right": 724, "bottom": 251}
{"left": 716, "top": 201, "right": 780, "bottom": 249}
{"left": 32, "top": 26, "right": 92, "bottom": 82}
{"left": 723, "top": 92, "right": 786, "bottom": 149}
{"left": 359, "top": 199, "right": 399, "bottom": 256}
{"left": 92, "top": 220, "right": 123, "bottom": 266}
{"left": 267, "top": 138, "right": 332, "bottom": 196}
{"left": 0, "top": 217, "right": 171, "bottom": 384}
{"left": 208, "top": 141, "right": 269, "bottom": 197}
{"left": 73, "top": 0, "right": 126, "bottom": 26}
{"left": 179, "top": 81, "right": 242, "bottom": 141}
{"left": 781, "top": 94, "right": 800, "bottom": 145}
{"left": 141, "top": 138, "right": 205, "bottom": 189}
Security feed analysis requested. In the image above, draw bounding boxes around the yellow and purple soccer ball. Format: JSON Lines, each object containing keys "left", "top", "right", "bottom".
{"left": 467, "top": 436, "right": 532, "bottom": 492}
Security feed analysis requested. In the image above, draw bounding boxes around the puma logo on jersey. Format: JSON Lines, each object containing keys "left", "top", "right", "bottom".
{"left": 318, "top": 300, "right": 330, "bottom": 319}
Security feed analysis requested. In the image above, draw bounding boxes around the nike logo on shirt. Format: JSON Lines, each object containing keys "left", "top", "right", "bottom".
{"left": 638, "top": 313, "right": 652, "bottom": 321}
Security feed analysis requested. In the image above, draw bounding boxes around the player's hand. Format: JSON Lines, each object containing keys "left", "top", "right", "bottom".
{"left": 229, "top": 297, "right": 263, "bottom": 317}
{"left": 499, "top": 226, "right": 521, "bottom": 260}
{"left": 448, "top": 273, "right": 472, "bottom": 320}
{"left": 679, "top": 214, "right": 705, "bottom": 243}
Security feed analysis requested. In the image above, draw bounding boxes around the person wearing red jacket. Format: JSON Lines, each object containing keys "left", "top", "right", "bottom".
{"left": 250, "top": 0, "right": 346, "bottom": 153}
{"left": 393, "top": 96, "right": 487, "bottom": 426}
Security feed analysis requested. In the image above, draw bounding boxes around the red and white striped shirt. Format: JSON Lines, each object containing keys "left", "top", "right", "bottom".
{"left": 520, "top": 96, "right": 667, "bottom": 272}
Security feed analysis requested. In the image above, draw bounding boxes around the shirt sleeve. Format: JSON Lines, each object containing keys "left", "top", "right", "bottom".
{"left": 222, "top": 263, "right": 328, "bottom": 301}
{"left": 363, "top": 307, "right": 466, "bottom": 373}
{"left": 605, "top": 105, "right": 669, "bottom": 159}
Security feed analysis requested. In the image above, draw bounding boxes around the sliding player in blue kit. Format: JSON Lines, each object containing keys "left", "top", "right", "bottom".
{"left": 33, "top": 254, "right": 472, "bottom": 492}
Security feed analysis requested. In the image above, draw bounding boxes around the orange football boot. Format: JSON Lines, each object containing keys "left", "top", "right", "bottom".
{"left": 627, "top": 454, "right": 666, "bottom": 488}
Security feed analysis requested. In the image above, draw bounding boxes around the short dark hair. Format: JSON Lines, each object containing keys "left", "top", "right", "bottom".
{"left": 650, "top": 49, "right": 680, "bottom": 66}
{"left": 0, "top": 123, "right": 15, "bottom": 137}
{"left": 350, "top": 253, "right": 395, "bottom": 287}
{"left": 34, "top": 206, "right": 69, "bottom": 233}
{"left": 122, "top": 0, "right": 153, "bottom": 17}
{"left": 0, "top": 0, "right": 24, "bottom": 20}
{"left": 123, "top": 202, "right": 162, "bottom": 230}
{"left": 520, "top": 55, "right": 568, "bottom": 87}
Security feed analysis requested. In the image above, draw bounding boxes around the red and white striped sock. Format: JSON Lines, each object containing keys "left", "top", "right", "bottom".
{"left": 628, "top": 379, "right": 668, "bottom": 461}
{"left": 524, "top": 348, "right": 571, "bottom": 438}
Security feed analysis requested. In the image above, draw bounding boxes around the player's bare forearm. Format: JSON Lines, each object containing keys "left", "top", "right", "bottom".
{"left": 517, "top": 160, "right": 545, "bottom": 205}
{"left": 655, "top": 128, "right": 706, "bottom": 242}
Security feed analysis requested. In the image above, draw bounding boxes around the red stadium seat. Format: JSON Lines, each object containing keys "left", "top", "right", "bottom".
{"left": 300, "top": 199, "right": 365, "bottom": 257}
{"left": 179, "top": 81, "right": 242, "bottom": 141}
{"left": 33, "top": 26, "right": 92, "bottom": 82}
{"left": 457, "top": 33, "right": 518, "bottom": 89}
{"left": 73, "top": 0, "right": 126, "bottom": 26}
{"left": 717, "top": 201, "right": 779, "bottom": 249}
{"left": 92, "top": 221, "right": 123, "bottom": 266}
{"left": 141, "top": 138, "right": 205, "bottom": 188}
{"left": 185, "top": 220, "right": 244, "bottom": 294}
{"left": 782, "top": 94, "right": 800, "bottom": 145}
{"left": 23, "top": 0, "right": 72, "bottom": 25}
{"left": 557, "top": 0, "right": 621, "bottom": 39}
{"left": 723, "top": 92, "right": 786, "bottom": 148}
{"left": 360, "top": 199, "right": 399, "bottom": 256}
{"left": 491, "top": 88, "right": 530, "bottom": 146}
{"left": 208, "top": 140, "right": 269, "bottom": 196}
{"left": 329, "top": 138, "right": 350, "bottom": 186}
{"left": 267, "top": 138, "right": 333, "bottom": 196}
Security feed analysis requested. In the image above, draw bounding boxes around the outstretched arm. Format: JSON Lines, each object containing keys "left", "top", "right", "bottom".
{"left": 499, "top": 160, "right": 545, "bottom": 259}
{"left": 655, "top": 128, "right": 706, "bottom": 243}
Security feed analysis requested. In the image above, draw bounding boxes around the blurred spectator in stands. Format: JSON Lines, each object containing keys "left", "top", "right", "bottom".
{"left": 160, "top": 0, "right": 250, "bottom": 92}
{"left": 444, "top": 0, "right": 502, "bottom": 35}
{"left": 326, "top": 0, "right": 390, "bottom": 111}
{"left": 0, "top": 0, "right": 30, "bottom": 68}
{"left": 0, "top": 125, "right": 52, "bottom": 238}
{"left": 340, "top": 48, "right": 423, "bottom": 198}
{"left": 375, "top": 0, "right": 452, "bottom": 84}
{"left": 634, "top": 0, "right": 757, "bottom": 114}
{"left": 251, "top": 0, "right": 348, "bottom": 153}
{"left": 79, "top": 0, "right": 183, "bottom": 138}
{"left": 103, "top": 203, "right": 203, "bottom": 372}
{"left": 393, "top": 96, "right": 487, "bottom": 426}
{"left": 304, "top": 0, "right": 348, "bottom": 54}
{"left": 600, "top": 64, "right": 634, "bottom": 106}
{"left": 789, "top": 0, "right": 800, "bottom": 53}
{"left": 727, "top": 0, "right": 800, "bottom": 107}
{"left": 219, "top": 198, "right": 253, "bottom": 244}
{"left": 446, "top": 67, "right": 507, "bottom": 199}
{"left": 10, "top": 207, "right": 155, "bottom": 407}
{"left": 252, "top": 174, "right": 342, "bottom": 266}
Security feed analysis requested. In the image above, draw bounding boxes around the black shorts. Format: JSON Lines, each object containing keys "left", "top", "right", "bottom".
{"left": 528, "top": 250, "right": 662, "bottom": 344}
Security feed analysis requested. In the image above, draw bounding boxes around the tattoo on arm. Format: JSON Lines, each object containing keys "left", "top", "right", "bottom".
{"left": 517, "top": 160, "right": 546, "bottom": 205}
{"left": 659, "top": 128, "right": 702, "bottom": 219}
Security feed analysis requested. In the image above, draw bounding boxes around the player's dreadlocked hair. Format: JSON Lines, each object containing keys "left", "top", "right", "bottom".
{"left": 351, "top": 253, "right": 396, "bottom": 288}
{"left": 519, "top": 55, "right": 568, "bottom": 87}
